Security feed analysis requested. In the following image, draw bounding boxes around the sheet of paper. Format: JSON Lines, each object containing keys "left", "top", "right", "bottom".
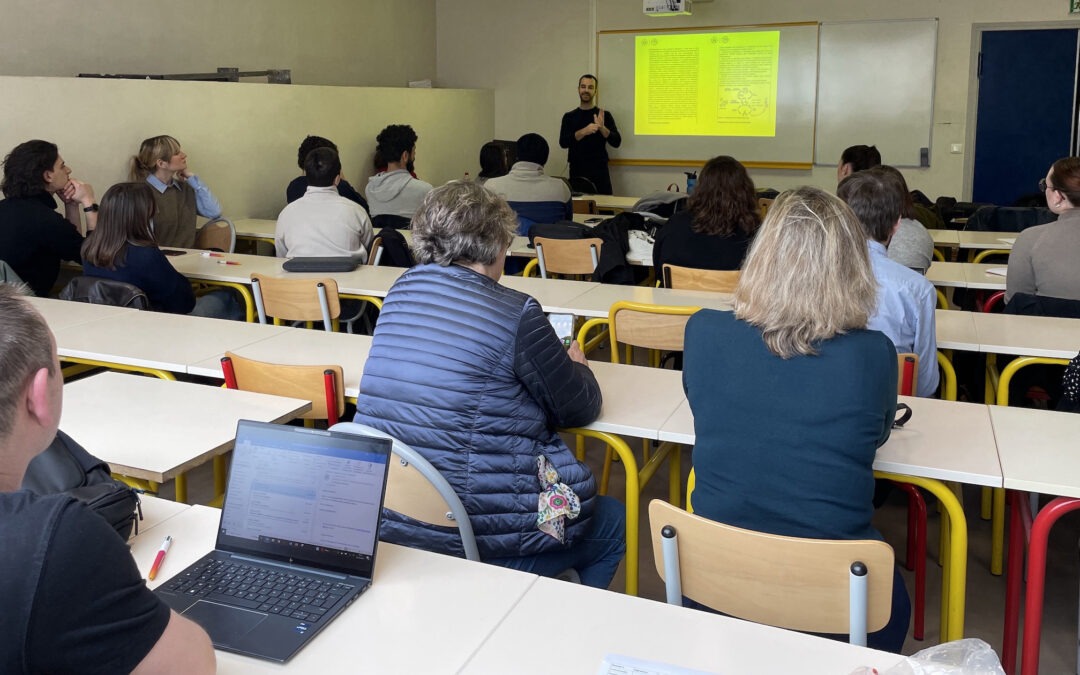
{"left": 986, "top": 267, "right": 1008, "bottom": 277}
{"left": 597, "top": 654, "right": 716, "bottom": 675}
{"left": 997, "top": 237, "right": 1016, "bottom": 245}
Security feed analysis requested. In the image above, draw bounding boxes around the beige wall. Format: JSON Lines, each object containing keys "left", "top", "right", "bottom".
{"left": 0, "top": 0, "right": 436, "bottom": 87}
{"left": 437, "top": 0, "right": 1080, "bottom": 200}
{"left": 0, "top": 76, "right": 493, "bottom": 219}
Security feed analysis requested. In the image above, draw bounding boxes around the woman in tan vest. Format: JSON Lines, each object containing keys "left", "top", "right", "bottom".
{"left": 129, "top": 136, "right": 221, "bottom": 249}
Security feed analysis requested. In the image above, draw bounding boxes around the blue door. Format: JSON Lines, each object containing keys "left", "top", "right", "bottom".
{"left": 972, "top": 29, "right": 1078, "bottom": 206}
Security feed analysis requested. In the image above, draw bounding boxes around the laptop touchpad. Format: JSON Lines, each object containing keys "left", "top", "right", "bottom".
{"left": 184, "top": 601, "right": 267, "bottom": 644}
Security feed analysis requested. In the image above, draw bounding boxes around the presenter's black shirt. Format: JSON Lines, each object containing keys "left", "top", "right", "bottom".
{"left": 0, "top": 192, "right": 84, "bottom": 296}
{"left": 559, "top": 107, "right": 622, "bottom": 191}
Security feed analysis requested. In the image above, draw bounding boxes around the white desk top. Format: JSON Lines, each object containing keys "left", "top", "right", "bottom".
{"left": 232, "top": 218, "right": 276, "bottom": 239}
{"left": 930, "top": 229, "right": 961, "bottom": 246}
{"left": 993, "top": 405, "right": 1080, "bottom": 498}
{"left": 134, "top": 495, "right": 192, "bottom": 536}
{"left": 499, "top": 275, "right": 599, "bottom": 314}
{"left": 461, "top": 577, "right": 903, "bottom": 674}
{"left": 958, "top": 231, "right": 1016, "bottom": 250}
{"left": 166, "top": 248, "right": 285, "bottom": 283}
{"left": 587, "top": 361, "right": 685, "bottom": 440}
{"left": 935, "top": 309, "right": 980, "bottom": 351}
{"left": 963, "top": 263, "right": 1007, "bottom": 290}
{"left": 190, "top": 329, "right": 372, "bottom": 398}
{"left": 567, "top": 284, "right": 733, "bottom": 319}
{"left": 61, "top": 372, "right": 310, "bottom": 482}
{"left": 131, "top": 505, "right": 540, "bottom": 674}
{"left": 925, "top": 261, "right": 967, "bottom": 288}
{"left": 25, "top": 296, "right": 138, "bottom": 329}
{"left": 574, "top": 194, "right": 640, "bottom": 211}
{"left": 973, "top": 312, "right": 1080, "bottom": 358}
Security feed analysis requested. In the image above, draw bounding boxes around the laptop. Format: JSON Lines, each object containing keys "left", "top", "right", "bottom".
{"left": 154, "top": 420, "right": 392, "bottom": 662}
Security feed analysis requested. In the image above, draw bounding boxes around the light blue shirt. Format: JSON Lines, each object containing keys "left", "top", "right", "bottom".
{"left": 145, "top": 173, "right": 222, "bottom": 219}
{"left": 867, "top": 240, "right": 939, "bottom": 397}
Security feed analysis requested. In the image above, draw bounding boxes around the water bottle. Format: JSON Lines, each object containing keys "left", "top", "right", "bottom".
{"left": 685, "top": 171, "right": 697, "bottom": 195}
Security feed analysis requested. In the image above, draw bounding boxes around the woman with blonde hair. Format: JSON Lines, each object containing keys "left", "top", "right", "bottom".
{"left": 682, "top": 186, "right": 910, "bottom": 652}
{"left": 129, "top": 135, "right": 221, "bottom": 248}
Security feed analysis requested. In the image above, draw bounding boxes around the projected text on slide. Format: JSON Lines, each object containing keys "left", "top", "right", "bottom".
{"left": 635, "top": 31, "right": 780, "bottom": 137}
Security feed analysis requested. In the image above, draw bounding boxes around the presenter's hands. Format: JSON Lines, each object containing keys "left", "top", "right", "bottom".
{"left": 568, "top": 341, "right": 589, "bottom": 366}
{"left": 594, "top": 109, "right": 609, "bottom": 138}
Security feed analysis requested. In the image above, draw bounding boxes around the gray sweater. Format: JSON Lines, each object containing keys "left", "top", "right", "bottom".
{"left": 1006, "top": 208, "right": 1080, "bottom": 302}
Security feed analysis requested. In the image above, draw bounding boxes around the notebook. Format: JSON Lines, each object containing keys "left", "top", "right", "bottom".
{"left": 154, "top": 420, "right": 392, "bottom": 662}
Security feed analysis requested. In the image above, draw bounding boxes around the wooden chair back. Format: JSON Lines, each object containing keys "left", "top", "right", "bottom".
{"left": 609, "top": 301, "right": 699, "bottom": 359}
{"left": 251, "top": 273, "right": 341, "bottom": 324}
{"left": 386, "top": 457, "right": 462, "bottom": 525}
{"left": 648, "top": 500, "right": 894, "bottom": 634}
{"left": 572, "top": 199, "right": 598, "bottom": 215}
{"left": 898, "top": 352, "right": 918, "bottom": 396}
{"left": 195, "top": 217, "right": 236, "bottom": 253}
{"left": 758, "top": 197, "right": 774, "bottom": 219}
{"left": 663, "top": 264, "right": 740, "bottom": 293}
{"left": 368, "top": 236, "right": 384, "bottom": 266}
{"left": 222, "top": 352, "right": 344, "bottom": 423}
{"left": 534, "top": 237, "right": 603, "bottom": 277}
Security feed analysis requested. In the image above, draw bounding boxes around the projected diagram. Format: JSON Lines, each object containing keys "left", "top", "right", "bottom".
{"left": 635, "top": 31, "right": 780, "bottom": 137}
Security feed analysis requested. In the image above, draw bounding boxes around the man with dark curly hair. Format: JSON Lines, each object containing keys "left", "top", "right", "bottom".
{"left": 365, "top": 124, "right": 433, "bottom": 220}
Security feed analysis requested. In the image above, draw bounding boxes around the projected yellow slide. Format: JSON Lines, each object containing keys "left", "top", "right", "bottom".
{"left": 635, "top": 31, "right": 780, "bottom": 137}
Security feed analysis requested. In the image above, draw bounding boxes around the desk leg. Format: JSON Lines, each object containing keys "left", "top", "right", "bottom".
{"left": 1002, "top": 490, "right": 1029, "bottom": 675}
{"left": 875, "top": 472, "right": 967, "bottom": 642}
{"left": 1020, "top": 497, "right": 1080, "bottom": 675}
{"left": 195, "top": 280, "right": 256, "bottom": 322}
{"left": 173, "top": 472, "right": 188, "bottom": 504}
{"left": 992, "top": 488, "right": 1007, "bottom": 575}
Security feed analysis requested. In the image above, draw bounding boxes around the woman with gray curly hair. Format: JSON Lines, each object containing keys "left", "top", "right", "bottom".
{"left": 353, "top": 180, "right": 626, "bottom": 588}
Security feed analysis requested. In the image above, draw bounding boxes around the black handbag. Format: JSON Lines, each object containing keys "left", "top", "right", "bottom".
{"left": 21, "top": 430, "right": 141, "bottom": 540}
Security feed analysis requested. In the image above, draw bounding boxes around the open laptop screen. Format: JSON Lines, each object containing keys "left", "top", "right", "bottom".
{"left": 217, "top": 421, "right": 391, "bottom": 577}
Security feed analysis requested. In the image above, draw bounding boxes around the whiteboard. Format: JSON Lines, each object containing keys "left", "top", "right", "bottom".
{"left": 597, "top": 23, "right": 819, "bottom": 167}
{"left": 815, "top": 19, "right": 938, "bottom": 167}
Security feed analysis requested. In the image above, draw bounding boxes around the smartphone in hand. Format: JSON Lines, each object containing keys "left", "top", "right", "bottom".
{"left": 547, "top": 313, "right": 575, "bottom": 349}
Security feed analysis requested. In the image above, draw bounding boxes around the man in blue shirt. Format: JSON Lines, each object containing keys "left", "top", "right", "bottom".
{"left": 838, "top": 168, "right": 939, "bottom": 397}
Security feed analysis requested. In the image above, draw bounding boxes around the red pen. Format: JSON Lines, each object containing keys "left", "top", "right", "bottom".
{"left": 216, "top": 260, "right": 241, "bottom": 266}
{"left": 148, "top": 535, "right": 172, "bottom": 581}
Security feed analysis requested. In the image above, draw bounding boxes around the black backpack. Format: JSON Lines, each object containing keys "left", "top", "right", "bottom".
{"left": 21, "top": 430, "right": 142, "bottom": 540}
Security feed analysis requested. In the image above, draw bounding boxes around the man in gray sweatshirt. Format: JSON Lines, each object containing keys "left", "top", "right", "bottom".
{"left": 366, "top": 124, "right": 433, "bottom": 221}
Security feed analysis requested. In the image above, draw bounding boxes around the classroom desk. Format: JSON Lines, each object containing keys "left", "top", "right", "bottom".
{"left": 958, "top": 231, "right": 1016, "bottom": 250}
{"left": 232, "top": 218, "right": 276, "bottom": 245}
{"left": 461, "top": 577, "right": 904, "bottom": 675}
{"left": 131, "top": 504, "right": 541, "bottom": 674}
{"left": 930, "top": 230, "right": 961, "bottom": 247}
{"left": 135, "top": 495, "right": 192, "bottom": 535}
{"left": 566, "top": 284, "right": 733, "bottom": 318}
{"left": 934, "top": 309, "right": 980, "bottom": 351}
{"left": 587, "top": 361, "right": 684, "bottom": 440}
{"left": 972, "top": 312, "right": 1080, "bottom": 358}
{"left": 25, "top": 295, "right": 137, "bottom": 329}
{"left": 963, "top": 263, "right": 1007, "bottom": 291}
{"left": 574, "top": 194, "right": 640, "bottom": 212}
{"left": 925, "top": 261, "right": 967, "bottom": 288}
{"left": 61, "top": 372, "right": 310, "bottom": 501}
{"left": 499, "top": 274, "right": 599, "bottom": 313}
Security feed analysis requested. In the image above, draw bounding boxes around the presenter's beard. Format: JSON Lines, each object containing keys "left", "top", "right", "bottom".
{"left": 580, "top": 92, "right": 592, "bottom": 105}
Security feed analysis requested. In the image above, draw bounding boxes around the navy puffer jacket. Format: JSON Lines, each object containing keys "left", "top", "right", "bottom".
{"left": 354, "top": 264, "right": 603, "bottom": 559}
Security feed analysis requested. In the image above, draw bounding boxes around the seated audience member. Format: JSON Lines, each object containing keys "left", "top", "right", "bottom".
{"left": 365, "top": 124, "right": 433, "bottom": 221}
{"left": 484, "top": 133, "right": 572, "bottom": 233}
{"left": 82, "top": 183, "right": 242, "bottom": 319}
{"left": 839, "top": 168, "right": 939, "bottom": 397}
{"left": 285, "top": 135, "right": 369, "bottom": 212}
{"left": 476, "top": 141, "right": 509, "bottom": 185}
{"left": 836, "top": 144, "right": 881, "bottom": 182}
{"left": 129, "top": 135, "right": 221, "bottom": 249}
{"left": 0, "top": 285, "right": 216, "bottom": 674}
{"left": 876, "top": 165, "right": 935, "bottom": 274}
{"left": 651, "top": 155, "right": 760, "bottom": 283}
{"left": 683, "top": 187, "right": 910, "bottom": 653}
{"left": 353, "top": 181, "right": 625, "bottom": 588}
{"left": 276, "top": 147, "right": 374, "bottom": 262}
{"left": 0, "top": 140, "right": 96, "bottom": 296}
{"left": 1006, "top": 157, "right": 1080, "bottom": 302}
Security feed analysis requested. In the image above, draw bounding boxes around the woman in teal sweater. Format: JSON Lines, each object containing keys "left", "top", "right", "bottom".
{"left": 683, "top": 186, "right": 910, "bottom": 652}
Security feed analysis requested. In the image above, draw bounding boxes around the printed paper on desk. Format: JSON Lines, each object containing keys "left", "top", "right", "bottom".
{"left": 986, "top": 267, "right": 1008, "bottom": 277}
{"left": 597, "top": 654, "right": 715, "bottom": 675}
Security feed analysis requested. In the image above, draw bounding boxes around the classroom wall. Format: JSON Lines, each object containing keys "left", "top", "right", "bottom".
{"left": 0, "top": 0, "right": 436, "bottom": 87}
{"left": 436, "top": 0, "right": 1080, "bottom": 200}
{"left": 0, "top": 76, "right": 493, "bottom": 220}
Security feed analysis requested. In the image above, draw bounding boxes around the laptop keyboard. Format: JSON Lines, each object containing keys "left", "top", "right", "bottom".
{"left": 162, "top": 559, "right": 355, "bottom": 622}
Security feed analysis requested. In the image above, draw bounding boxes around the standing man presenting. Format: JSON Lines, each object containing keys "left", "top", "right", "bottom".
{"left": 560, "top": 74, "right": 621, "bottom": 195}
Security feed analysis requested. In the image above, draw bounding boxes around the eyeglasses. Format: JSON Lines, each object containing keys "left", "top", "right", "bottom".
{"left": 1039, "top": 178, "right": 1056, "bottom": 192}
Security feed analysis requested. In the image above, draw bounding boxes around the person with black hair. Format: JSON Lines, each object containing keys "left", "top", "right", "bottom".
{"left": 285, "top": 135, "right": 369, "bottom": 212}
{"left": 477, "top": 142, "right": 509, "bottom": 185}
{"left": 0, "top": 140, "right": 96, "bottom": 297}
{"left": 276, "top": 147, "right": 373, "bottom": 262}
{"left": 836, "top": 144, "right": 881, "bottom": 183}
{"left": 559, "top": 74, "right": 621, "bottom": 195}
{"left": 365, "top": 124, "right": 433, "bottom": 219}
{"left": 484, "top": 133, "right": 571, "bottom": 233}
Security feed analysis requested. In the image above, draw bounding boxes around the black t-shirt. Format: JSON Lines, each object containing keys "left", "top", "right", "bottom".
{"left": 0, "top": 193, "right": 84, "bottom": 296}
{"left": 0, "top": 492, "right": 170, "bottom": 674}
{"left": 652, "top": 211, "right": 754, "bottom": 283}
{"left": 559, "top": 107, "right": 621, "bottom": 177}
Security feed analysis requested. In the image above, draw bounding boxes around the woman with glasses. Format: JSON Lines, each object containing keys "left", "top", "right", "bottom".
{"left": 1006, "top": 158, "right": 1080, "bottom": 302}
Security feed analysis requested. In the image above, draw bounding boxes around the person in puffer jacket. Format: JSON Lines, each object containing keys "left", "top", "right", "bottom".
{"left": 354, "top": 180, "right": 626, "bottom": 589}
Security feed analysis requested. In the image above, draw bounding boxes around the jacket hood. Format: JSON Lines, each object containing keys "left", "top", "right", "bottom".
{"left": 366, "top": 169, "right": 416, "bottom": 201}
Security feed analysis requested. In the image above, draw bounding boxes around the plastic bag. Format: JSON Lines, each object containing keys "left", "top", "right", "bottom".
{"left": 849, "top": 639, "right": 1004, "bottom": 675}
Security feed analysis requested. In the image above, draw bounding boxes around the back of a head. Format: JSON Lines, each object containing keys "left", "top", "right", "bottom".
{"left": 82, "top": 182, "right": 157, "bottom": 269}
{"left": 130, "top": 135, "right": 181, "bottom": 181}
{"left": 0, "top": 285, "right": 55, "bottom": 439}
{"left": 1050, "top": 156, "right": 1080, "bottom": 206}
{"left": 841, "top": 145, "right": 882, "bottom": 174}
{"left": 687, "top": 155, "right": 761, "bottom": 236}
{"left": 873, "top": 165, "right": 916, "bottom": 219}
{"left": 304, "top": 147, "right": 342, "bottom": 188}
{"left": 1, "top": 139, "right": 58, "bottom": 199}
{"left": 478, "top": 142, "right": 508, "bottom": 179}
{"left": 735, "top": 186, "right": 876, "bottom": 357}
{"left": 837, "top": 168, "right": 904, "bottom": 243}
{"left": 411, "top": 181, "right": 517, "bottom": 267}
{"left": 376, "top": 125, "right": 418, "bottom": 163}
{"left": 515, "top": 133, "right": 550, "bottom": 167}
{"left": 297, "top": 135, "right": 337, "bottom": 171}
